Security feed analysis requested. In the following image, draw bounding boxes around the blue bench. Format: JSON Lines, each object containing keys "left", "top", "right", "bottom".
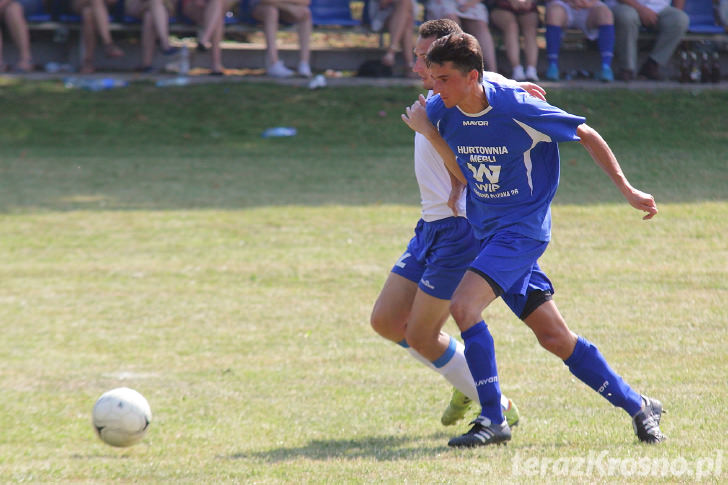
{"left": 685, "top": 0, "right": 725, "bottom": 34}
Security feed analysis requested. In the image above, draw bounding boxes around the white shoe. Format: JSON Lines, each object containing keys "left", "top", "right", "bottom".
{"left": 525, "top": 65, "right": 539, "bottom": 82}
{"left": 297, "top": 61, "right": 312, "bottom": 78}
{"left": 267, "top": 60, "right": 294, "bottom": 78}
{"left": 512, "top": 65, "right": 526, "bottom": 81}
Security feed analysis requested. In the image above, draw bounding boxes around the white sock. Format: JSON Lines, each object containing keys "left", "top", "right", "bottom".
{"left": 406, "top": 338, "right": 513, "bottom": 411}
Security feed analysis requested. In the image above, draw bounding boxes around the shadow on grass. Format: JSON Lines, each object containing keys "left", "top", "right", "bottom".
{"left": 223, "top": 433, "right": 454, "bottom": 462}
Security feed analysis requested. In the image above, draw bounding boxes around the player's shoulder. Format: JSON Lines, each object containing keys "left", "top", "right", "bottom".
{"left": 425, "top": 93, "right": 447, "bottom": 119}
{"left": 483, "top": 81, "right": 533, "bottom": 109}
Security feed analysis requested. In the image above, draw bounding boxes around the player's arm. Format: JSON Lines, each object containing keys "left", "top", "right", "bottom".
{"left": 401, "top": 94, "right": 466, "bottom": 184}
{"left": 483, "top": 72, "right": 547, "bottom": 101}
{"left": 576, "top": 123, "right": 658, "bottom": 220}
{"left": 447, "top": 172, "right": 466, "bottom": 216}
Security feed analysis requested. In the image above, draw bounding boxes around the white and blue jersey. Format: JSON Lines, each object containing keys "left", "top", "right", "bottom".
{"left": 426, "top": 81, "right": 585, "bottom": 242}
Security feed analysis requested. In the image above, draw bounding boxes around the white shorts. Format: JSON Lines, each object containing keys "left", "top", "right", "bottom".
{"left": 427, "top": 0, "right": 489, "bottom": 23}
{"left": 549, "top": 0, "right": 607, "bottom": 40}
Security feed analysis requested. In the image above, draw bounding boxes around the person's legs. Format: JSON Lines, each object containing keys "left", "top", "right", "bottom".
{"left": 544, "top": 1, "right": 567, "bottom": 80}
{"left": 253, "top": 3, "right": 284, "bottom": 68}
{"left": 382, "top": 0, "right": 413, "bottom": 67}
{"left": 462, "top": 18, "right": 497, "bottom": 72}
{"left": 490, "top": 9, "right": 521, "bottom": 78}
{"left": 650, "top": 6, "right": 688, "bottom": 66}
{"left": 4, "top": 1, "right": 33, "bottom": 70}
{"left": 519, "top": 10, "right": 539, "bottom": 80}
{"left": 198, "top": 0, "right": 224, "bottom": 49}
{"left": 612, "top": 3, "right": 640, "bottom": 76}
{"left": 78, "top": 3, "right": 98, "bottom": 72}
{"left": 279, "top": 4, "right": 312, "bottom": 75}
{"left": 449, "top": 270, "right": 503, "bottom": 423}
{"left": 149, "top": 0, "right": 172, "bottom": 51}
{"left": 586, "top": 2, "right": 614, "bottom": 81}
{"left": 210, "top": 9, "right": 224, "bottom": 71}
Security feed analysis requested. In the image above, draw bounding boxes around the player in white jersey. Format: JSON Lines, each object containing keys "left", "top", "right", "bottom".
{"left": 370, "top": 19, "right": 545, "bottom": 427}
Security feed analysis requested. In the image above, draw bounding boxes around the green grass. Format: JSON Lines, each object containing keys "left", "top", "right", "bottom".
{"left": 0, "top": 80, "right": 726, "bottom": 483}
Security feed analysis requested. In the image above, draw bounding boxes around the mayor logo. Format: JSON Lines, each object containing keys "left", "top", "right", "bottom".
{"left": 463, "top": 120, "right": 488, "bottom": 126}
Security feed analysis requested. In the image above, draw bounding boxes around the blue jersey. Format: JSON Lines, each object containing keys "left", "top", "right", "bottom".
{"left": 427, "top": 82, "right": 585, "bottom": 241}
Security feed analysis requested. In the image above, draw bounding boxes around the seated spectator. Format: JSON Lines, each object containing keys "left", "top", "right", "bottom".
{"left": 608, "top": 0, "right": 688, "bottom": 80}
{"left": 368, "top": 0, "right": 415, "bottom": 75}
{"left": 426, "top": 0, "right": 498, "bottom": 71}
{"left": 250, "top": 0, "right": 312, "bottom": 77}
{"left": 489, "top": 0, "right": 539, "bottom": 81}
{"left": 72, "top": 0, "right": 125, "bottom": 73}
{"left": 545, "top": 0, "right": 615, "bottom": 82}
{"left": 125, "top": 0, "right": 179, "bottom": 71}
{"left": 0, "top": 0, "right": 34, "bottom": 72}
{"left": 184, "top": 0, "right": 235, "bottom": 74}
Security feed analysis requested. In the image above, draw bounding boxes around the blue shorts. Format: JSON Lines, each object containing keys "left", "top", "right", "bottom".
{"left": 391, "top": 217, "right": 480, "bottom": 300}
{"left": 469, "top": 231, "right": 555, "bottom": 318}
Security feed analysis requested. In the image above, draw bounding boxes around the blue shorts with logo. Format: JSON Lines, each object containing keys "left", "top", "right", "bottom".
{"left": 469, "top": 230, "right": 555, "bottom": 319}
{"left": 392, "top": 216, "right": 480, "bottom": 300}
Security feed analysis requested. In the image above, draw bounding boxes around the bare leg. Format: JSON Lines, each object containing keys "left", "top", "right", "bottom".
{"left": 297, "top": 7, "right": 311, "bottom": 65}
{"left": 490, "top": 9, "right": 519, "bottom": 72}
{"left": 198, "top": 0, "right": 223, "bottom": 48}
{"left": 80, "top": 6, "right": 97, "bottom": 72}
{"left": 140, "top": 10, "right": 155, "bottom": 66}
{"left": 519, "top": 11, "right": 539, "bottom": 69}
{"left": 5, "top": 2, "right": 33, "bottom": 70}
{"left": 149, "top": 0, "right": 171, "bottom": 51}
{"left": 463, "top": 18, "right": 497, "bottom": 72}
{"left": 210, "top": 11, "right": 224, "bottom": 72}
{"left": 255, "top": 4, "right": 280, "bottom": 66}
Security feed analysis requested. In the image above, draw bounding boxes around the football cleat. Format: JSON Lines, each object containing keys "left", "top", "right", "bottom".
{"left": 632, "top": 395, "right": 666, "bottom": 444}
{"left": 503, "top": 397, "right": 520, "bottom": 428}
{"left": 441, "top": 389, "right": 472, "bottom": 426}
{"left": 448, "top": 415, "right": 511, "bottom": 448}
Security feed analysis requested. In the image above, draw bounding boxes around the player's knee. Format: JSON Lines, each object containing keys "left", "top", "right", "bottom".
{"left": 369, "top": 308, "right": 404, "bottom": 342}
{"left": 403, "top": 326, "right": 436, "bottom": 354}
{"left": 449, "top": 298, "right": 474, "bottom": 329}
{"left": 535, "top": 328, "right": 575, "bottom": 359}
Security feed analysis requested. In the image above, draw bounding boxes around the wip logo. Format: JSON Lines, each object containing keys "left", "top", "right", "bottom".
{"left": 463, "top": 120, "right": 489, "bottom": 126}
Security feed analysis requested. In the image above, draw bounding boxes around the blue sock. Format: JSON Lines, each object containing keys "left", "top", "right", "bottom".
{"left": 461, "top": 321, "right": 504, "bottom": 424}
{"left": 564, "top": 336, "right": 642, "bottom": 416}
{"left": 598, "top": 25, "right": 615, "bottom": 68}
{"left": 545, "top": 25, "right": 562, "bottom": 67}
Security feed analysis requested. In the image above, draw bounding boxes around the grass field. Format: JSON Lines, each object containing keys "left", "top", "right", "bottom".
{"left": 0, "top": 80, "right": 726, "bottom": 484}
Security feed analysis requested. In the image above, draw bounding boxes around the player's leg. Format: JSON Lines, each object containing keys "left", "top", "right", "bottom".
{"left": 544, "top": 0, "right": 568, "bottom": 80}
{"left": 515, "top": 267, "right": 665, "bottom": 443}
{"left": 370, "top": 271, "right": 417, "bottom": 343}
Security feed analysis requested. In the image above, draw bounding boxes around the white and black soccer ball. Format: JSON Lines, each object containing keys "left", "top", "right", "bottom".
{"left": 92, "top": 387, "right": 152, "bottom": 447}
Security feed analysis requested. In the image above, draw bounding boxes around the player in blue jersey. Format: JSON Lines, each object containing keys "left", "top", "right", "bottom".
{"left": 371, "top": 19, "right": 547, "bottom": 429}
{"left": 401, "top": 32, "right": 664, "bottom": 447}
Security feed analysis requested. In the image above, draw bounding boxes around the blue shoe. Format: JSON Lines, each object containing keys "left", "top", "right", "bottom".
{"left": 545, "top": 64, "right": 560, "bottom": 81}
{"left": 598, "top": 65, "right": 614, "bottom": 83}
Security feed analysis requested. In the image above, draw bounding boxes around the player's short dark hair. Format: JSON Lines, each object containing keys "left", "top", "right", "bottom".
{"left": 418, "top": 19, "right": 463, "bottom": 40}
{"left": 426, "top": 32, "right": 483, "bottom": 83}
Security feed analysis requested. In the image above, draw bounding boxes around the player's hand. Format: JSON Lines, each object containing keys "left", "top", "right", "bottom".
{"left": 448, "top": 179, "right": 465, "bottom": 216}
{"left": 625, "top": 187, "right": 658, "bottom": 220}
{"left": 401, "top": 94, "right": 437, "bottom": 137}
{"left": 517, "top": 82, "right": 546, "bottom": 101}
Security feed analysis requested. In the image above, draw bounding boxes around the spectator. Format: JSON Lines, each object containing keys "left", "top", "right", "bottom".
{"left": 125, "top": 0, "right": 179, "bottom": 72}
{"left": 184, "top": 0, "right": 235, "bottom": 74}
{"left": 545, "top": 0, "right": 615, "bottom": 82}
{"left": 250, "top": 0, "right": 312, "bottom": 77}
{"left": 368, "top": 0, "right": 415, "bottom": 75}
{"left": 0, "top": 0, "right": 34, "bottom": 72}
{"left": 609, "top": 0, "right": 688, "bottom": 80}
{"left": 71, "top": 0, "right": 125, "bottom": 73}
{"left": 489, "top": 0, "right": 540, "bottom": 81}
{"left": 426, "top": 0, "right": 498, "bottom": 71}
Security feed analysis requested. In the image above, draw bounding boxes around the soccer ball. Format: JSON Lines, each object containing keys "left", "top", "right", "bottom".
{"left": 92, "top": 387, "right": 152, "bottom": 447}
